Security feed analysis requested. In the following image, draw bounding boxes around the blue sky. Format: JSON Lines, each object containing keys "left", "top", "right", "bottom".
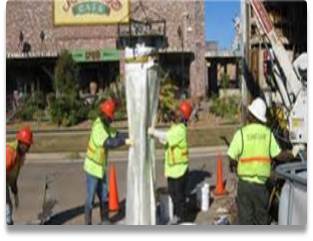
{"left": 205, "top": 0, "right": 240, "bottom": 49}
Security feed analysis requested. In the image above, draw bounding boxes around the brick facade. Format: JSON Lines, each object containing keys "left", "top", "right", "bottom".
{"left": 6, "top": 0, "right": 206, "bottom": 97}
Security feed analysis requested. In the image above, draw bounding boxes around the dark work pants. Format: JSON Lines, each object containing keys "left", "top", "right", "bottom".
{"left": 167, "top": 169, "right": 188, "bottom": 221}
{"left": 236, "top": 179, "right": 270, "bottom": 225}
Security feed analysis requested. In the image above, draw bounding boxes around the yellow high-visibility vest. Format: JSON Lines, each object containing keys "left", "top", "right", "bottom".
{"left": 237, "top": 124, "right": 272, "bottom": 180}
{"left": 164, "top": 123, "right": 189, "bottom": 178}
{"left": 84, "top": 118, "right": 116, "bottom": 178}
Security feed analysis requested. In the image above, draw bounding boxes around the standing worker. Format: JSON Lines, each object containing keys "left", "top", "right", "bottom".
{"left": 148, "top": 101, "right": 192, "bottom": 224}
{"left": 6, "top": 127, "right": 33, "bottom": 225}
{"left": 84, "top": 99, "right": 133, "bottom": 225}
{"left": 227, "top": 97, "right": 293, "bottom": 225}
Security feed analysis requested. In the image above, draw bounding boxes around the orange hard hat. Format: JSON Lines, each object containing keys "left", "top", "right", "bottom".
{"left": 16, "top": 126, "right": 33, "bottom": 146}
{"left": 179, "top": 101, "right": 193, "bottom": 120}
{"left": 99, "top": 99, "right": 117, "bottom": 119}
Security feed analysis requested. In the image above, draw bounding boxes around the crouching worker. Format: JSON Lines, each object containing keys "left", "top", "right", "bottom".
{"left": 84, "top": 99, "right": 133, "bottom": 225}
{"left": 148, "top": 101, "right": 192, "bottom": 224}
{"left": 6, "top": 127, "right": 33, "bottom": 225}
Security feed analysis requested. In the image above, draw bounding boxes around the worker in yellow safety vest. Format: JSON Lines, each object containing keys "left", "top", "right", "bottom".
{"left": 227, "top": 97, "right": 293, "bottom": 225}
{"left": 148, "top": 101, "right": 192, "bottom": 224}
{"left": 84, "top": 99, "right": 133, "bottom": 225}
{"left": 6, "top": 127, "right": 33, "bottom": 225}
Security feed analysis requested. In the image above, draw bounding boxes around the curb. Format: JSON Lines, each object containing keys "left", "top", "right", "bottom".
{"left": 26, "top": 146, "right": 228, "bottom": 164}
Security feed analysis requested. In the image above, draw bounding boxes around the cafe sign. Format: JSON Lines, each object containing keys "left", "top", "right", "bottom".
{"left": 71, "top": 48, "right": 120, "bottom": 62}
{"left": 54, "top": 0, "right": 129, "bottom": 25}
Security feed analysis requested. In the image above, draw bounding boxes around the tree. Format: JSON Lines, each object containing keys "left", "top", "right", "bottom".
{"left": 54, "top": 50, "right": 79, "bottom": 101}
{"left": 49, "top": 50, "right": 87, "bottom": 126}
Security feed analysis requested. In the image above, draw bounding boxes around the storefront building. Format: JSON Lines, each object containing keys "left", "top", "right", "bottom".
{"left": 6, "top": 0, "right": 207, "bottom": 108}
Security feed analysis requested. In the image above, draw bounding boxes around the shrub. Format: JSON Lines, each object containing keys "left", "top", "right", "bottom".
{"left": 49, "top": 50, "right": 88, "bottom": 126}
{"left": 54, "top": 50, "right": 79, "bottom": 97}
{"left": 210, "top": 95, "right": 241, "bottom": 120}
{"left": 87, "top": 104, "right": 99, "bottom": 121}
{"left": 18, "top": 104, "right": 35, "bottom": 121}
{"left": 49, "top": 97, "right": 88, "bottom": 126}
{"left": 87, "top": 76, "right": 127, "bottom": 121}
{"left": 17, "top": 92, "right": 46, "bottom": 121}
{"left": 158, "top": 78, "right": 179, "bottom": 122}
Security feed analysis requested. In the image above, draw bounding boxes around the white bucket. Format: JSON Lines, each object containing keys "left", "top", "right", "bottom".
{"left": 196, "top": 182, "right": 210, "bottom": 212}
{"left": 159, "top": 194, "right": 174, "bottom": 223}
{"left": 201, "top": 183, "right": 210, "bottom": 212}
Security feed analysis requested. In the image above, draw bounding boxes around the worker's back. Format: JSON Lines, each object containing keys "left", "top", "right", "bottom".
{"left": 240, "top": 123, "right": 272, "bottom": 158}
{"left": 238, "top": 123, "right": 275, "bottom": 183}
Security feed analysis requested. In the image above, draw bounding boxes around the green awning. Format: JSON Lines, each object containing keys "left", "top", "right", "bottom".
{"left": 71, "top": 48, "right": 120, "bottom": 62}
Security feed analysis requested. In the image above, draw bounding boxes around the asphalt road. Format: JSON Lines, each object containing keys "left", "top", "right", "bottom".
{"left": 11, "top": 148, "right": 229, "bottom": 225}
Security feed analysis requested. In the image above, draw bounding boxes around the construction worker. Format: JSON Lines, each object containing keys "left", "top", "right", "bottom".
{"left": 6, "top": 127, "right": 33, "bottom": 225}
{"left": 227, "top": 97, "right": 293, "bottom": 225}
{"left": 84, "top": 99, "right": 133, "bottom": 225}
{"left": 148, "top": 101, "right": 192, "bottom": 224}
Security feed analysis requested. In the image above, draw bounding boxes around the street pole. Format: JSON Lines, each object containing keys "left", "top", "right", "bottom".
{"left": 181, "top": 13, "right": 189, "bottom": 99}
{"left": 240, "top": 0, "right": 249, "bottom": 123}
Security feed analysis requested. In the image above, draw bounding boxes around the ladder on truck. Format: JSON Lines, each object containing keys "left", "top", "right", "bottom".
{"left": 248, "top": 0, "right": 307, "bottom": 145}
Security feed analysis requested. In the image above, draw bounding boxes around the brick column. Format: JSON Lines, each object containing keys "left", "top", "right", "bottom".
{"left": 189, "top": 42, "right": 206, "bottom": 98}
{"left": 189, "top": 0, "right": 206, "bottom": 99}
{"left": 119, "top": 49, "right": 125, "bottom": 81}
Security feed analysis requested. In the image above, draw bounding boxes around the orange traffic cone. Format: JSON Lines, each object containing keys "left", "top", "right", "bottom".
{"left": 108, "top": 164, "right": 120, "bottom": 212}
{"left": 213, "top": 155, "right": 228, "bottom": 196}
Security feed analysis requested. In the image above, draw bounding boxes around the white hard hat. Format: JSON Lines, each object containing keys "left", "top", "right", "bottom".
{"left": 248, "top": 97, "right": 267, "bottom": 123}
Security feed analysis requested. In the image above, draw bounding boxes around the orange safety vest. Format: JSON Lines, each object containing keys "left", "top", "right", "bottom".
{"left": 6, "top": 143, "right": 17, "bottom": 173}
{"left": 6, "top": 141, "right": 24, "bottom": 185}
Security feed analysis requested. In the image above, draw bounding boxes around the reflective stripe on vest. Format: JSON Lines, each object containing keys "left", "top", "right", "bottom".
{"left": 167, "top": 148, "right": 188, "bottom": 166}
{"left": 84, "top": 118, "right": 114, "bottom": 178}
{"left": 86, "top": 137, "right": 106, "bottom": 166}
{"left": 237, "top": 124, "right": 272, "bottom": 178}
{"left": 165, "top": 124, "right": 189, "bottom": 166}
{"left": 239, "top": 156, "right": 271, "bottom": 163}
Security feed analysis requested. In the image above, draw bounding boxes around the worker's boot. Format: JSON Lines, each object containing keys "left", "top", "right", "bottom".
{"left": 85, "top": 210, "right": 92, "bottom": 225}
{"left": 6, "top": 203, "right": 14, "bottom": 225}
{"left": 100, "top": 202, "right": 111, "bottom": 225}
{"left": 177, "top": 208, "right": 185, "bottom": 224}
{"left": 168, "top": 215, "right": 179, "bottom": 225}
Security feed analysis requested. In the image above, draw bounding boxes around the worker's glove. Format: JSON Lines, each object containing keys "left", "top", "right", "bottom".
{"left": 148, "top": 127, "right": 155, "bottom": 136}
{"left": 292, "top": 145, "right": 302, "bottom": 158}
{"left": 229, "top": 159, "right": 237, "bottom": 174}
{"left": 14, "top": 193, "right": 19, "bottom": 209}
{"left": 125, "top": 138, "right": 134, "bottom": 146}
